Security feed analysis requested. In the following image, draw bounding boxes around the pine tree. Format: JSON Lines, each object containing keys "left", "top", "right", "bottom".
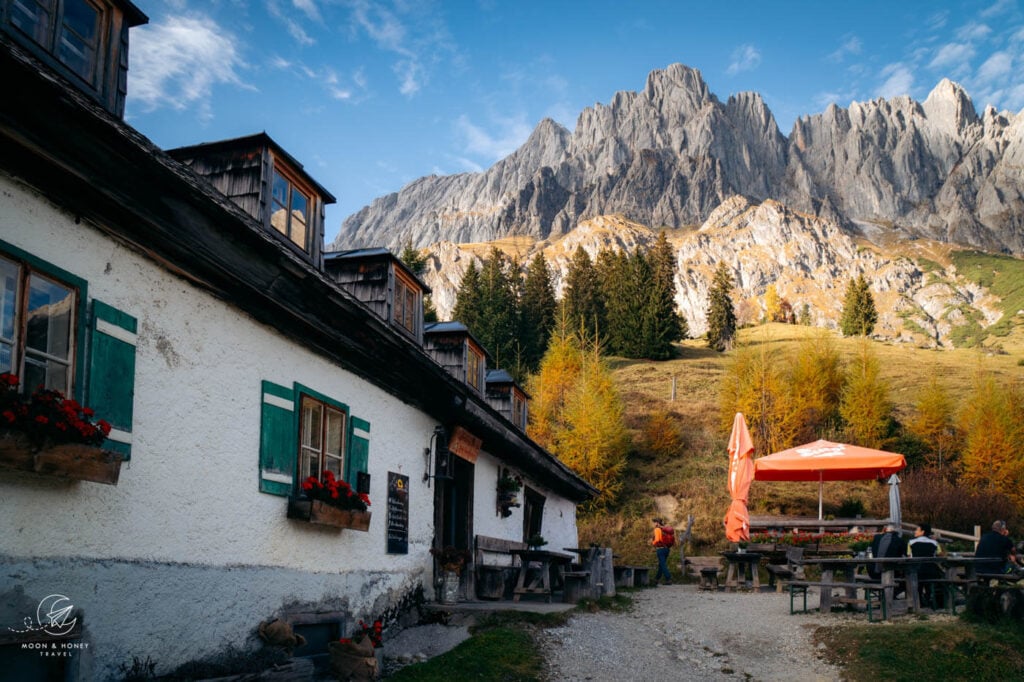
{"left": 705, "top": 262, "right": 737, "bottom": 352}
{"left": 474, "top": 248, "right": 519, "bottom": 371}
{"left": 839, "top": 275, "right": 878, "bottom": 336}
{"left": 452, "top": 260, "right": 482, "bottom": 331}
{"left": 798, "top": 303, "right": 812, "bottom": 326}
{"left": 959, "top": 372, "right": 1024, "bottom": 504}
{"left": 519, "top": 252, "right": 557, "bottom": 374}
{"left": 562, "top": 246, "right": 604, "bottom": 342}
{"left": 648, "top": 231, "right": 686, "bottom": 354}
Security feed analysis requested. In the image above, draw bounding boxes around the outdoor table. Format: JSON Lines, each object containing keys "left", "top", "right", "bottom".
{"left": 942, "top": 555, "right": 987, "bottom": 581}
{"left": 510, "top": 549, "right": 574, "bottom": 602}
{"left": 801, "top": 556, "right": 945, "bottom": 615}
{"left": 721, "top": 551, "right": 762, "bottom": 591}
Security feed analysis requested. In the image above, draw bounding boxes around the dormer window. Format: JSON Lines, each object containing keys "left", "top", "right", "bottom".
{"left": 393, "top": 269, "right": 420, "bottom": 335}
{"left": 466, "top": 346, "right": 482, "bottom": 392}
{"left": 271, "top": 167, "right": 310, "bottom": 253}
{"left": 10, "top": 0, "right": 104, "bottom": 85}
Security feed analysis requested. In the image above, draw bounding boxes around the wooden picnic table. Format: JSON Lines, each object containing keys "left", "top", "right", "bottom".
{"left": 510, "top": 548, "right": 574, "bottom": 602}
{"left": 799, "top": 556, "right": 959, "bottom": 616}
{"left": 721, "top": 551, "right": 762, "bottom": 591}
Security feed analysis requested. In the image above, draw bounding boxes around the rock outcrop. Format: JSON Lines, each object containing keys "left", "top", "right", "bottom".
{"left": 334, "top": 64, "right": 1024, "bottom": 257}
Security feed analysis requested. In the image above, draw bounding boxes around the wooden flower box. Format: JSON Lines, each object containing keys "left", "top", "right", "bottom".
{"left": 0, "top": 431, "right": 121, "bottom": 485}
{"left": 287, "top": 496, "right": 372, "bottom": 531}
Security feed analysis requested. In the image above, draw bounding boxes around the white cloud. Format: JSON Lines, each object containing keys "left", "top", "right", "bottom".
{"left": 827, "top": 36, "right": 862, "bottom": 63}
{"left": 981, "top": 0, "right": 1015, "bottom": 18}
{"left": 929, "top": 42, "right": 975, "bottom": 69}
{"left": 727, "top": 44, "right": 761, "bottom": 75}
{"left": 129, "top": 15, "right": 251, "bottom": 121}
{"left": 292, "top": 0, "right": 322, "bottom": 22}
{"left": 956, "top": 21, "right": 992, "bottom": 41}
{"left": 267, "top": 0, "right": 315, "bottom": 46}
{"left": 977, "top": 51, "right": 1013, "bottom": 82}
{"left": 455, "top": 114, "right": 532, "bottom": 161}
{"left": 877, "top": 63, "right": 915, "bottom": 99}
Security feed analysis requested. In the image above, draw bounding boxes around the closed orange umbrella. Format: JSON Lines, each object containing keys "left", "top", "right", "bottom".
{"left": 753, "top": 439, "right": 906, "bottom": 520}
{"left": 724, "top": 413, "right": 755, "bottom": 542}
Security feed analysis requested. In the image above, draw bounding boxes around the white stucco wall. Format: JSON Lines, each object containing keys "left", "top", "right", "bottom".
{"left": 0, "top": 175, "right": 440, "bottom": 677}
{"left": 472, "top": 452, "right": 579, "bottom": 551}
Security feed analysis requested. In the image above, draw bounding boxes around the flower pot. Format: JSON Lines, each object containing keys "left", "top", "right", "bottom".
{"left": 0, "top": 430, "right": 121, "bottom": 485}
{"left": 287, "top": 496, "right": 372, "bottom": 530}
{"left": 438, "top": 570, "right": 460, "bottom": 604}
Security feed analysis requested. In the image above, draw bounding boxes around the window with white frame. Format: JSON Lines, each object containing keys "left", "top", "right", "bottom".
{"left": 299, "top": 394, "right": 346, "bottom": 481}
{"left": 0, "top": 252, "right": 76, "bottom": 395}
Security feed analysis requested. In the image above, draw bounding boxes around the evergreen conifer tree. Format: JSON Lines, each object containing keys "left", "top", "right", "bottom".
{"left": 705, "top": 262, "right": 737, "bottom": 352}
{"left": 839, "top": 275, "right": 878, "bottom": 336}
{"left": 520, "top": 252, "right": 557, "bottom": 373}
{"left": 474, "top": 248, "right": 519, "bottom": 371}
{"left": 452, "top": 260, "right": 482, "bottom": 331}
{"left": 649, "top": 232, "right": 686, "bottom": 354}
{"left": 562, "top": 246, "right": 604, "bottom": 342}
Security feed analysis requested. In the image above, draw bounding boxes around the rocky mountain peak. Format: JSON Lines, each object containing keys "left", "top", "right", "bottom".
{"left": 334, "top": 63, "right": 1024, "bottom": 257}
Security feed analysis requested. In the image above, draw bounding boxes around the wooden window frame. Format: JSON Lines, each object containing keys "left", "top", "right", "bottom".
{"left": 0, "top": 245, "right": 86, "bottom": 398}
{"left": 392, "top": 268, "right": 420, "bottom": 336}
{"left": 466, "top": 345, "right": 482, "bottom": 392}
{"left": 6, "top": 0, "right": 110, "bottom": 89}
{"left": 269, "top": 158, "right": 315, "bottom": 255}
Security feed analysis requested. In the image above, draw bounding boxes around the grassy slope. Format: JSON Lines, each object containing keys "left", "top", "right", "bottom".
{"left": 587, "top": 323, "right": 1023, "bottom": 566}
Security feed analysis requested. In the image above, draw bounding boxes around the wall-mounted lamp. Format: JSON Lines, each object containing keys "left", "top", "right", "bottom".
{"left": 423, "top": 425, "right": 452, "bottom": 486}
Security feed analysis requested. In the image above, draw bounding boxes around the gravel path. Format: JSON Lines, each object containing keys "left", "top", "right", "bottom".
{"left": 539, "top": 585, "right": 845, "bottom": 681}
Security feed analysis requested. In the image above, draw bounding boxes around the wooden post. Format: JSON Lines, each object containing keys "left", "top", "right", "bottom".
{"left": 670, "top": 376, "right": 676, "bottom": 402}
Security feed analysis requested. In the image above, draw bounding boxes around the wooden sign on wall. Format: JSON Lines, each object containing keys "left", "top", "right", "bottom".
{"left": 448, "top": 425, "right": 482, "bottom": 463}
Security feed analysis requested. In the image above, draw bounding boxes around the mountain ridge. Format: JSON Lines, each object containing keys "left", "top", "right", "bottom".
{"left": 333, "top": 63, "right": 1023, "bottom": 256}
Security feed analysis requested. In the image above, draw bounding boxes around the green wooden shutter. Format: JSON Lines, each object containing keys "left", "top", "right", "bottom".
{"left": 260, "top": 380, "right": 297, "bottom": 496}
{"left": 86, "top": 300, "right": 137, "bottom": 460}
{"left": 346, "top": 415, "right": 370, "bottom": 485}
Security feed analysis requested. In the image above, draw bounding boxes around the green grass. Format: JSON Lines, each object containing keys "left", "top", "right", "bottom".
{"left": 815, "top": 619, "right": 1024, "bottom": 681}
{"left": 385, "top": 597, "right": 630, "bottom": 681}
{"left": 951, "top": 249, "right": 1024, "bottom": 343}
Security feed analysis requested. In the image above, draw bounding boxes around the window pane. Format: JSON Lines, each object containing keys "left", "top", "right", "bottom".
{"left": 302, "top": 399, "right": 322, "bottom": 451}
{"left": 289, "top": 218, "right": 306, "bottom": 250}
{"left": 24, "top": 353, "right": 68, "bottom": 393}
{"left": 272, "top": 171, "right": 288, "bottom": 207}
{"left": 11, "top": 0, "right": 52, "bottom": 45}
{"left": 0, "top": 256, "right": 19, "bottom": 342}
{"left": 290, "top": 189, "right": 308, "bottom": 225}
{"left": 25, "top": 273, "right": 72, "bottom": 360}
{"left": 0, "top": 343, "right": 12, "bottom": 375}
{"left": 325, "top": 408, "right": 344, "bottom": 457}
{"left": 58, "top": 30, "right": 94, "bottom": 81}
{"left": 62, "top": 0, "right": 98, "bottom": 42}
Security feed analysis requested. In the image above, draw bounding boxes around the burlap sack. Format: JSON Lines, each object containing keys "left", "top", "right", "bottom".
{"left": 328, "top": 636, "right": 378, "bottom": 681}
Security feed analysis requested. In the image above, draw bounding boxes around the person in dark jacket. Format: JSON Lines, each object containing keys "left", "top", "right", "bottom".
{"left": 976, "top": 520, "right": 1016, "bottom": 574}
{"left": 868, "top": 524, "right": 907, "bottom": 581}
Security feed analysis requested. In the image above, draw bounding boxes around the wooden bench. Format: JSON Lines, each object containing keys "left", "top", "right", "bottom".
{"left": 765, "top": 546, "right": 805, "bottom": 592}
{"left": 684, "top": 557, "right": 722, "bottom": 590}
{"left": 788, "top": 581, "right": 887, "bottom": 622}
{"left": 562, "top": 570, "right": 593, "bottom": 602}
{"left": 474, "top": 535, "right": 526, "bottom": 600}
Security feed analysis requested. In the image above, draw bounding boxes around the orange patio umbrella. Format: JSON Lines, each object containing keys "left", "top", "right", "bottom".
{"left": 724, "top": 413, "right": 755, "bottom": 542}
{"left": 753, "top": 439, "right": 906, "bottom": 520}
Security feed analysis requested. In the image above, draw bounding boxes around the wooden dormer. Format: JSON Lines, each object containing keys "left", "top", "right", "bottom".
{"left": 167, "top": 133, "right": 335, "bottom": 267}
{"left": 423, "top": 322, "right": 489, "bottom": 395}
{"left": 485, "top": 369, "right": 529, "bottom": 431}
{"left": 1, "top": 0, "right": 147, "bottom": 118}
{"left": 323, "top": 248, "right": 430, "bottom": 344}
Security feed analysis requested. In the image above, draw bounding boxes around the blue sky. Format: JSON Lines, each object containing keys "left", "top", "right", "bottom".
{"left": 126, "top": 1, "right": 1024, "bottom": 244}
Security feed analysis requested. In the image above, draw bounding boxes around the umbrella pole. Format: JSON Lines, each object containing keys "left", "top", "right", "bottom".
{"left": 818, "top": 471, "right": 823, "bottom": 521}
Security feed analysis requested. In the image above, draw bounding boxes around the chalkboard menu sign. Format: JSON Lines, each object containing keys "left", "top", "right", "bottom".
{"left": 386, "top": 472, "right": 409, "bottom": 554}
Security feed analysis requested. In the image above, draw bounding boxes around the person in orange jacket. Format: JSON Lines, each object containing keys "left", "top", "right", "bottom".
{"left": 652, "top": 518, "right": 675, "bottom": 584}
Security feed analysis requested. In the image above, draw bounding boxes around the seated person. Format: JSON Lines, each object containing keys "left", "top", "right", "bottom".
{"left": 976, "top": 520, "right": 1015, "bottom": 574}
{"left": 908, "top": 523, "right": 943, "bottom": 607}
{"left": 868, "top": 524, "right": 907, "bottom": 581}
